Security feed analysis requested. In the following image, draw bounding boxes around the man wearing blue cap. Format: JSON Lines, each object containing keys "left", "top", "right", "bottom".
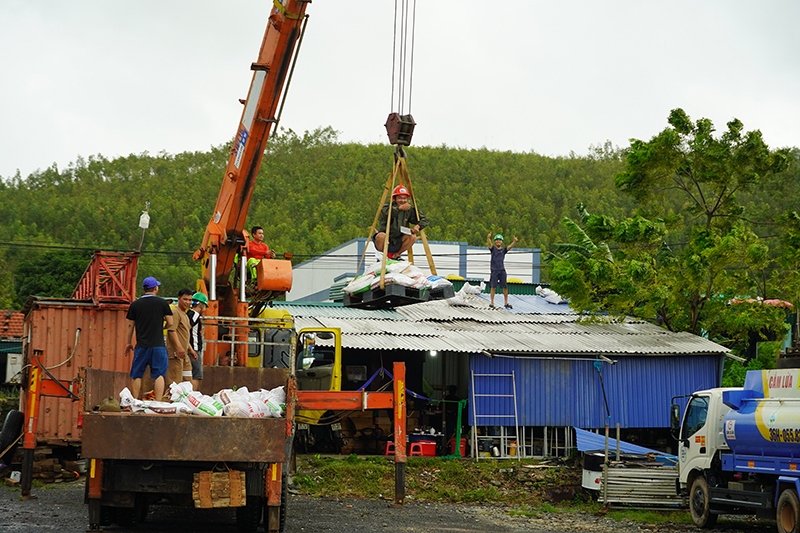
{"left": 125, "top": 276, "right": 174, "bottom": 400}
{"left": 487, "top": 233, "right": 519, "bottom": 309}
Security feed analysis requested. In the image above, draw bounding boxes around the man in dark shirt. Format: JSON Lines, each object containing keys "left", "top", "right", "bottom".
{"left": 372, "top": 185, "right": 429, "bottom": 259}
{"left": 487, "top": 233, "right": 518, "bottom": 308}
{"left": 125, "top": 276, "right": 174, "bottom": 400}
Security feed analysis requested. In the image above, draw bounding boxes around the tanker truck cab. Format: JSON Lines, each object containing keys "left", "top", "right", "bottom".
{"left": 674, "top": 369, "right": 800, "bottom": 532}
{"left": 674, "top": 389, "right": 733, "bottom": 487}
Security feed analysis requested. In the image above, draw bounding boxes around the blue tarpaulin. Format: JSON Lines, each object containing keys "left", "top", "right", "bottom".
{"left": 574, "top": 427, "right": 678, "bottom": 464}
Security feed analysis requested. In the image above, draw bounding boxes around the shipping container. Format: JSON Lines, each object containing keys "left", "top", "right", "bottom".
{"left": 20, "top": 297, "right": 130, "bottom": 444}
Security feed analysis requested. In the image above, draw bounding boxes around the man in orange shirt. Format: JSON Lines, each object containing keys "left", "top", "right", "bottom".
{"left": 246, "top": 226, "right": 276, "bottom": 279}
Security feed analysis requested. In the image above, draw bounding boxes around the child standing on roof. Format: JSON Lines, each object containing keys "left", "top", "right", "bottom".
{"left": 487, "top": 233, "right": 518, "bottom": 309}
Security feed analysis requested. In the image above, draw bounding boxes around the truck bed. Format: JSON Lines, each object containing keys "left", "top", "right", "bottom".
{"left": 81, "top": 367, "right": 291, "bottom": 463}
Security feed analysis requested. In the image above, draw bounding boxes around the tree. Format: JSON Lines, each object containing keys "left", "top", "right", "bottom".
{"left": 13, "top": 250, "right": 93, "bottom": 307}
{"left": 549, "top": 109, "right": 791, "bottom": 359}
{"left": 616, "top": 108, "right": 788, "bottom": 231}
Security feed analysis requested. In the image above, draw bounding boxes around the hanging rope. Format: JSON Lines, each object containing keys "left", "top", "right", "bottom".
{"left": 357, "top": 148, "right": 437, "bottom": 290}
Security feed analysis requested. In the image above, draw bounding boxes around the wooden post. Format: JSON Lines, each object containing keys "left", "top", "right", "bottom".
{"left": 393, "top": 362, "right": 406, "bottom": 505}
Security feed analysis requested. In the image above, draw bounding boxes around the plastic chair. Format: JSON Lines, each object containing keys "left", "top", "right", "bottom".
{"left": 409, "top": 443, "right": 423, "bottom": 456}
{"left": 385, "top": 441, "right": 395, "bottom": 455}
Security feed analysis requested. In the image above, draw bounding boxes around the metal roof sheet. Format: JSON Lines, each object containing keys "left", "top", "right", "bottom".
{"left": 282, "top": 293, "right": 729, "bottom": 357}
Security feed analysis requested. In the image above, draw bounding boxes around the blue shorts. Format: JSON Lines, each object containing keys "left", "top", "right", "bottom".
{"left": 490, "top": 270, "right": 507, "bottom": 289}
{"left": 130, "top": 346, "right": 168, "bottom": 380}
{"left": 372, "top": 233, "right": 402, "bottom": 254}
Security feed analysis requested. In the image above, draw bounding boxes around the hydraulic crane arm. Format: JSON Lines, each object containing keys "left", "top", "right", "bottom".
{"left": 195, "top": 0, "right": 309, "bottom": 312}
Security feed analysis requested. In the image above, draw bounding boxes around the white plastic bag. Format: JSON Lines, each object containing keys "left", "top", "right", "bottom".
{"left": 119, "top": 387, "right": 146, "bottom": 413}
{"left": 427, "top": 275, "right": 453, "bottom": 290}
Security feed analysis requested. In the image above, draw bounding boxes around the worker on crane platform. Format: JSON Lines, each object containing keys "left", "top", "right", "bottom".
{"left": 372, "top": 186, "right": 429, "bottom": 259}
{"left": 245, "top": 225, "right": 276, "bottom": 278}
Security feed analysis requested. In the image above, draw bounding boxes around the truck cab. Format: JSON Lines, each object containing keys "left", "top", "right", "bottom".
{"left": 673, "top": 388, "right": 733, "bottom": 487}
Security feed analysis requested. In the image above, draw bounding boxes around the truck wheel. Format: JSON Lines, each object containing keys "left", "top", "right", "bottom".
{"left": 0, "top": 410, "right": 23, "bottom": 464}
{"left": 777, "top": 489, "right": 800, "bottom": 533}
{"left": 689, "top": 476, "right": 717, "bottom": 528}
{"left": 236, "top": 497, "right": 262, "bottom": 532}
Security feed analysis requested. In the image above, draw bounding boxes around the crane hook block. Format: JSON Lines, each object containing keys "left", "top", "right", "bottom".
{"left": 385, "top": 113, "right": 416, "bottom": 146}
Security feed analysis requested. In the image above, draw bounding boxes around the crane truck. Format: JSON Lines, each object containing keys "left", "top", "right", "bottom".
{"left": 672, "top": 366, "right": 800, "bottom": 533}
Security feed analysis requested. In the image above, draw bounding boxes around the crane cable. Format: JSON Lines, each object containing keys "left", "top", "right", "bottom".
{"left": 391, "top": 0, "right": 417, "bottom": 115}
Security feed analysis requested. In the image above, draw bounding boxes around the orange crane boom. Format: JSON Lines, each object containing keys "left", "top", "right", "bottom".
{"left": 192, "top": 1, "right": 310, "bottom": 365}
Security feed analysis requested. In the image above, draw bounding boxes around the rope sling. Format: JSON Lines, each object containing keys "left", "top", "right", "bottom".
{"left": 358, "top": 147, "right": 437, "bottom": 290}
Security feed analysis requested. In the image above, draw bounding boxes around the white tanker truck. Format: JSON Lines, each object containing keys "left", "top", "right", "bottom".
{"left": 672, "top": 367, "right": 800, "bottom": 532}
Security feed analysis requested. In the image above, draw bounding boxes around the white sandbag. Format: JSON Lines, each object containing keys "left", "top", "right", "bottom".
{"left": 169, "top": 381, "right": 194, "bottom": 401}
{"left": 170, "top": 381, "right": 223, "bottom": 417}
{"left": 426, "top": 275, "right": 453, "bottom": 290}
{"left": 460, "top": 282, "right": 483, "bottom": 295}
{"left": 223, "top": 400, "right": 251, "bottom": 418}
{"left": 401, "top": 264, "right": 425, "bottom": 278}
{"left": 186, "top": 392, "right": 224, "bottom": 417}
{"left": 344, "top": 274, "right": 375, "bottom": 295}
{"left": 370, "top": 272, "right": 397, "bottom": 290}
{"left": 119, "top": 387, "right": 146, "bottom": 413}
{"left": 143, "top": 401, "right": 192, "bottom": 415}
{"left": 216, "top": 387, "right": 249, "bottom": 405}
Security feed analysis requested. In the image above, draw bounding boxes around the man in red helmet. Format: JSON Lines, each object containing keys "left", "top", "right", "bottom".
{"left": 373, "top": 185, "right": 429, "bottom": 259}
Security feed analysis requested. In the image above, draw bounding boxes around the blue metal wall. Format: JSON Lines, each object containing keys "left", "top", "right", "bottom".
{"left": 468, "top": 354, "right": 721, "bottom": 429}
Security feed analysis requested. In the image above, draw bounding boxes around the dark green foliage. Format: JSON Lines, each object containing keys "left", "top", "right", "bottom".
{"left": 13, "top": 249, "right": 94, "bottom": 307}
{"left": 549, "top": 109, "right": 797, "bottom": 361}
{"left": 0, "top": 128, "right": 637, "bottom": 306}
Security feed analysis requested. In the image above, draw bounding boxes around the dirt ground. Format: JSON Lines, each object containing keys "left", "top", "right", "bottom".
{"left": 0, "top": 478, "right": 777, "bottom": 533}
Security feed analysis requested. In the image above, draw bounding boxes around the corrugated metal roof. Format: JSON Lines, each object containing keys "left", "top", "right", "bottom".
{"left": 272, "top": 302, "right": 403, "bottom": 320}
{"left": 277, "top": 293, "right": 729, "bottom": 357}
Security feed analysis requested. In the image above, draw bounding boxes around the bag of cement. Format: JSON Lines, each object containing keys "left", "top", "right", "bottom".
{"left": 216, "top": 388, "right": 253, "bottom": 417}
{"left": 386, "top": 261, "right": 408, "bottom": 274}
{"left": 401, "top": 264, "right": 425, "bottom": 277}
{"left": 142, "top": 401, "right": 192, "bottom": 415}
{"left": 216, "top": 387, "right": 249, "bottom": 405}
{"left": 344, "top": 274, "right": 374, "bottom": 295}
{"left": 426, "top": 275, "right": 452, "bottom": 290}
{"left": 119, "top": 387, "right": 146, "bottom": 413}
{"left": 186, "top": 392, "right": 224, "bottom": 417}
{"left": 388, "top": 272, "right": 417, "bottom": 288}
{"left": 170, "top": 381, "right": 223, "bottom": 416}
{"left": 370, "top": 272, "right": 397, "bottom": 290}
{"left": 460, "top": 282, "right": 483, "bottom": 295}
{"left": 249, "top": 386, "right": 286, "bottom": 418}
{"left": 169, "top": 381, "right": 193, "bottom": 400}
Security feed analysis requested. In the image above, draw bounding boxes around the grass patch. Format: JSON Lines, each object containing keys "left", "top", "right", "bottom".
{"left": 296, "top": 455, "right": 581, "bottom": 505}
{"left": 294, "top": 454, "right": 713, "bottom": 530}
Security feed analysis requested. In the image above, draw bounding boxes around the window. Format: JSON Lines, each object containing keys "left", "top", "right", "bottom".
{"left": 682, "top": 396, "right": 709, "bottom": 440}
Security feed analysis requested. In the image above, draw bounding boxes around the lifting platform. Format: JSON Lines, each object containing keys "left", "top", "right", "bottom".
{"left": 343, "top": 284, "right": 455, "bottom": 310}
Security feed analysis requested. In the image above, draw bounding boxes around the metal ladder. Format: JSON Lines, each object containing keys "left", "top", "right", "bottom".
{"left": 470, "top": 370, "right": 520, "bottom": 460}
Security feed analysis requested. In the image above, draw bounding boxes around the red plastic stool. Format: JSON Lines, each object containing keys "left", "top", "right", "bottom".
{"left": 409, "top": 443, "right": 423, "bottom": 456}
{"left": 385, "top": 441, "right": 395, "bottom": 455}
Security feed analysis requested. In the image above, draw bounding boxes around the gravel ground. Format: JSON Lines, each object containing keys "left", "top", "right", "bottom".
{"left": 0, "top": 478, "right": 778, "bottom": 533}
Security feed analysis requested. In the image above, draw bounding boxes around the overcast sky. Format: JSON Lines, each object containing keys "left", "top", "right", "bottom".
{"left": 1, "top": 0, "right": 798, "bottom": 180}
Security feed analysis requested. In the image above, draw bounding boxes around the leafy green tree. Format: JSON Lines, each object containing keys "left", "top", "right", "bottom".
{"left": 550, "top": 109, "right": 792, "bottom": 359}
{"left": 13, "top": 250, "right": 94, "bottom": 307}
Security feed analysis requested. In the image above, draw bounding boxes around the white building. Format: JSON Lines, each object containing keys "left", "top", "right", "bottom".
{"left": 287, "top": 238, "right": 541, "bottom": 302}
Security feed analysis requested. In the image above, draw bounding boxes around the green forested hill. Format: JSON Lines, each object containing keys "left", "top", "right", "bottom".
{"left": 0, "top": 127, "right": 797, "bottom": 308}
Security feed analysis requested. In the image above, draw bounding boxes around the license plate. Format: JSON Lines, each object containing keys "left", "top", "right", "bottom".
{"left": 298, "top": 423, "right": 309, "bottom": 430}
{"left": 331, "top": 422, "right": 342, "bottom": 431}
